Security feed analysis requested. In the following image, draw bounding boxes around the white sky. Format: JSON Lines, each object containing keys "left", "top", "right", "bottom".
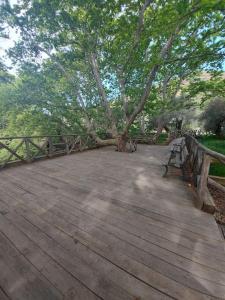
{"left": 0, "top": 0, "right": 19, "bottom": 70}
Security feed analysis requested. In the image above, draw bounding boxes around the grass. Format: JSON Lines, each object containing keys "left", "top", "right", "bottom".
{"left": 209, "top": 163, "right": 225, "bottom": 177}
{"left": 198, "top": 135, "right": 225, "bottom": 177}
{"left": 157, "top": 133, "right": 168, "bottom": 144}
{"left": 198, "top": 135, "right": 225, "bottom": 155}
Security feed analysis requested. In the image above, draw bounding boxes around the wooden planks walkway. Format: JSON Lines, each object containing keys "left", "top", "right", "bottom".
{"left": 0, "top": 145, "right": 224, "bottom": 300}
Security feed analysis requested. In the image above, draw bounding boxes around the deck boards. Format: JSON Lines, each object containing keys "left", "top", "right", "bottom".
{"left": 0, "top": 145, "right": 224, "bottom": 300}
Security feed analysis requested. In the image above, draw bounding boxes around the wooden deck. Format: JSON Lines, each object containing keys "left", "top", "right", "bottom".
{"left": 0, "top": 145, "right": 224, "bottom": 300}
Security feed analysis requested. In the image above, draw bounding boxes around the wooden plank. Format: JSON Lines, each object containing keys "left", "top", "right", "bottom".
{"left": 24, "top": 138, "right": 32, "bottom": 162}
{"left": 3, "top": 140, "right": 24, "bottom": 166}
{"left": 0, "top": 213, "right": 50, "bottom": 271}
{"left": 0, "top": 135, "right": 80, "bottom": 140}
{"left": 0, "top": 141, "right": 25, "bottom": 162}
{"left": 0, "top": 288, "right": 11, "bottom": 300}
{"left": 40, "top": 204, "right": 225, "bottom": 283}
{"left": 28, "top": 138, "right": 48, "bottom": 158}
{"left": 0, "top": 196, "right": 168, "bottom": 294}
{"left": 197, "top": 154, "right": 215, "bottom": 214}
{"left": 0, "top": 232, "right": 62, "bottom": 300}
{"left": 208, "top": 177, "right": 225, "bottom": 193}
{"left": 1, "top": 179, "right": 224, "bottom": 275}
{"left": 3, "top": 211, "right": 166, "bottom": 300}
{"left": 68, "top": 136, "right": 80, "bottom": 153}
{"left": 1, "top": 192, "right": 225, "bottom": 300}
{"left": 0, "top": 169, "right": 224, "bottom": 272}
{"left": 47, "top": 137, "right": 54, "bottom": 158}
{"left": 0, "top": 144, "right": 224, "bottom": 299}
{"left": 16, "top": 205, "right": 225, "bottom": 300}
{"left": 2, "top": 172, "right": 224, "bottom": 259}
{"left": 0, "top": 214, "right": 100, "bottom": 300}
{"left": 7, "top": 161, "right": 218, "bottom": 228}
{"left": 1, "top": 203, "right": 210, "bottom": 299}
{"left": 16, "top": 166, "right": 217, "bottom": 237}
{"left": 185, "top": 135, "right": 225, "bottom": 214}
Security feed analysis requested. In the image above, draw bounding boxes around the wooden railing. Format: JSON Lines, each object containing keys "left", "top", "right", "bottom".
{"left": 0, "top": 134, "right": 97, "bottom": 169}
{"left": 185, "top": 135, "right": 225, "bottom": 213}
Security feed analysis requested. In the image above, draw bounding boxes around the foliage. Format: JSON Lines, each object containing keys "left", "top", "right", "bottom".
{"left": 184, "top": 72, "right": 225, "bottom": 105}
{"left": 157, "top": 133, "right": 168, "bottom": 144}
{"left": 209, "top": 163, "right": 225, "bottom": 177}
{"left": 0, "top": 0, "right": 225, "bottom": 147}
{"left": 200, "top": 97, "right": 225, "bottom": 137}
{"left": 199, "top": 135, "right": 225, "bottom": 177}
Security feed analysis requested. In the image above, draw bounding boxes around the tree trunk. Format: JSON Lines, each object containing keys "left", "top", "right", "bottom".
{"left": 95, "top": 137, "right": 117, "bottom": 146}
{"left": 164, "top": 125, "right": 170, "bottom": 133}
{"left": 153, "top": 124, "right": 164, "bottom": 143}
{"left": 116, "top": 134, "right": 128, "bottom": 152}
{"left": 94, "top": 134, "right": 129, "bottom": 152}
{"left": 175, "top": 118, "right": 183, "bottom": 133}
{"left": 139, "top": 114, "right": 146, "bottom": 135}
{"left": 215, "top": 123, "right": 224, "bottom": 139}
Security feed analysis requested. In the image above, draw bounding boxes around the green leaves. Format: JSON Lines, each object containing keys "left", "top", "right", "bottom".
{"left": 0, "top": 0, "right": 224, "bottom": 139}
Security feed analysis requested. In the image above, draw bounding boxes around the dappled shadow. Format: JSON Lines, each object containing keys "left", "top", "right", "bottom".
{"left": 0, "top": 144, "right": 225, "bottom": 298}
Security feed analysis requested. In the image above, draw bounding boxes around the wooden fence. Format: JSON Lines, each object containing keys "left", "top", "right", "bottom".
{"left": 0, "top": 134, "right": 97, "bottom": 169}
{"left": 185, "top": 134, "right": 225, "bottom": 213}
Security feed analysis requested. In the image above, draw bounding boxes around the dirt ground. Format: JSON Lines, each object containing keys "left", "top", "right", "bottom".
{"left": 208, "top": 184, "right": 225, "bottom": 224}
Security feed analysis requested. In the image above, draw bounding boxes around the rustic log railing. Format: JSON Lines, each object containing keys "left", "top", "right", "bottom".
{"left": 0, "top": 134, "right": 97, "bottom": 169}
{"left": 185, "top": 134, "right": 225, "bottom": 214}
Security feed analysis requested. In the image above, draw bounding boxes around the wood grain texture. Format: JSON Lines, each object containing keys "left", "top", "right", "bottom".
{"left": 0, "top": 145, "right": 224, "bottom": 300}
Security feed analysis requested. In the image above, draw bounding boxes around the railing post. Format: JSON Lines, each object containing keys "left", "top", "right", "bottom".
{"left": 197, "top": 153, "right": 214, "bottom": 213}
{"left": 79, "top": 135, "right": 83, "bottom": 151}
{"left": 24, "top": 137, "right": 32, "bottom": 162}
{"left": 47, "top": 137, "right": 54, "bottom": 157}
{"left": 65, "top": 136, "right": 70, "bottom": 154}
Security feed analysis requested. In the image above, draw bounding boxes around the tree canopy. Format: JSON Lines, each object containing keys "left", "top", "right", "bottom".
{"left": 200, "top": 97, "right": 225, "bottom": 137}
{"left": 0, "top": 0, "right": 225, "bottom": 150}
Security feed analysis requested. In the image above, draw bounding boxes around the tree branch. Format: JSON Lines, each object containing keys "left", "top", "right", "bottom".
{"left": 165, "top": 52, "right": 225, "bottom": 65}
{"left": 123, "top": 27, "right": 180, "bottom": 134}
{"left": 117, "top": 69, "right": 129, "bottom": 122}
{"left": 88, "top": 52, "right": 118, "bottom": 136}
{"left": 121, "top": 0, "right": 153, "bottom": 74}
{"left": 122, "top": 2, "right": 203, "bottom": 135}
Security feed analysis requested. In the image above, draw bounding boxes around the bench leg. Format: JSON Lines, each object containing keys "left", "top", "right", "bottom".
{"left": 162, "top": 165, "right": 168, "bottom": 177}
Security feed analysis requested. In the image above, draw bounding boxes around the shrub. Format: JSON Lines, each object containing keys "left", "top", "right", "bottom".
{"left": 200, "top": 98, "right": 225, "bottom": 138}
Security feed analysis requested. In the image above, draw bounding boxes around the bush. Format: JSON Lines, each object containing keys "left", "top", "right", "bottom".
{"left": 200, "top": 98, "right": 225, "bottom": 138}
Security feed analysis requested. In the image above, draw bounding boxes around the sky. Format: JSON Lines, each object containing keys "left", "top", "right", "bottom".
{"left": 0, "top": 0, "right": 19, "bottom": 71}
{"left": 0, "top": 28, "right": 19, "bottom": 65}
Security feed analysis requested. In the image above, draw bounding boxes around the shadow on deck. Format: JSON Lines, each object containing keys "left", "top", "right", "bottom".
{"left": 0, "top": 145, "right": 224, "bottom": 300}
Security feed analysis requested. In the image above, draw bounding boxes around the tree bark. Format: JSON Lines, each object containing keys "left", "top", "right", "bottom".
{"left": 116, "top": 134, "right": 128, "bottom": 152}
{"left": 153, "top": 125, "right": 164, "bottom": 143}
{"left": 90, "top": 133, "right": 129, "bottom": 152}
{"left": 117, "top": 73, "right": 129, "bottom": 122}
{"left": 139, "top": 114, "right": 146, "bottom": 135}
{"left": 88, "top": 52, "right": 118, "bottom": 137}
{"left": 95, "top": 137, "right": 117, "bottom": 146}
{"left": 94, "top": 135, "right": 129, "bottom": 152}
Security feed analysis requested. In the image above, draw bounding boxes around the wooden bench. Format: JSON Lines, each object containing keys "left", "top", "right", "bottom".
{"left": 163, "top": 137, "right": 189, "bottom": 179}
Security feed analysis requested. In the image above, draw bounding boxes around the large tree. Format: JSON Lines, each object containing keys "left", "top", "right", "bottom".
{"left": 1, "top": 0, "right": 225, "bottom": 150}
